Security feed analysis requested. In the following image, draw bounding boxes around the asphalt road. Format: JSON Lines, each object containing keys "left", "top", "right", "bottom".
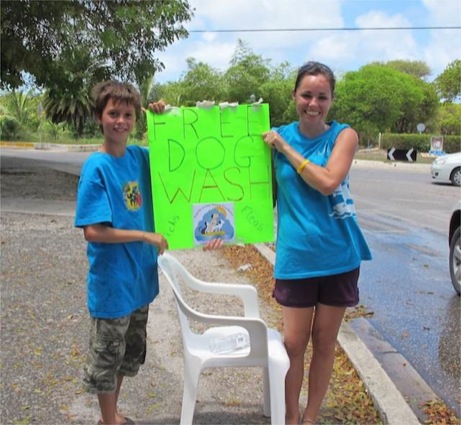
{"left": 354, "top": 213, "right": 460, "bottom": 417}
{"left": 350, "top": 160, "right": 458, "bottom": 235}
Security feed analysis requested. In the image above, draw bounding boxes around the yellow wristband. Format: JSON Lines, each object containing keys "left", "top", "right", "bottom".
{"left": 297, "top": 158, "right": 310, "bottom": 174}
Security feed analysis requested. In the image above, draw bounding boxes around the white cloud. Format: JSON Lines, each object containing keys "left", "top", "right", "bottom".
{"left": 420, "top": 0, "right": 461, "bottom": 77}
{"left": 154, "top": 0, "right": 460, "bottom": 83}
{"left": 423, "top": 29, "right": 460, "bottom": 76}
{"left": 422, "top": 0, "right": 461, "bottom": 25}
{"left": 352, "top": 11, "right": 418, "bottom": 63}
{"left": 155, "top": 32, "right": 237, "bottom": 82}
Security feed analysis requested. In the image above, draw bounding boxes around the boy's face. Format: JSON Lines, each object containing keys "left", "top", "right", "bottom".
{"left": 98, "top": 98, "right": 136, "bottom": 145}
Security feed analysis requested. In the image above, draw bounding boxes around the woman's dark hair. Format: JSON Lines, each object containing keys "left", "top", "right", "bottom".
{"left": 294, "top": 62, "right": 336, "bottom": 96}
{"left": 91, "top": 80, "right": 142, "bottom": 120}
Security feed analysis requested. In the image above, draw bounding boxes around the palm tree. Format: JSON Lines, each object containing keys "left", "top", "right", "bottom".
{"left": 9, "top": 89, "right": 32, "bottom": 124}
{"left": 43, "top": 90, "right": 92, "bottom": 138}
{"left": 134, "top": 73, "right": 157, "bottom": 140}
{"left": 43, "top": 53, "right": 110, "bottom": 138}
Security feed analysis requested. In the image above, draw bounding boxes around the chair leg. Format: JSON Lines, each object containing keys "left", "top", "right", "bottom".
{"left": 180, "top": 364, "right": 201, "bottom": 425}
{"left": 262, "top": 366, "right": 271, "bottom": 417}
{"left": 268, "top": 365, "right": 287, "bottom": 425}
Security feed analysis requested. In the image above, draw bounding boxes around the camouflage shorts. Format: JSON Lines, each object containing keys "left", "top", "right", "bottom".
{"left": 83, "top": 305, "right": 149, "bottom": 394}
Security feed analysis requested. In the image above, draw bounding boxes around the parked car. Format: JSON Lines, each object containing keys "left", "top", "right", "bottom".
{"left": 449, "top": 200, "right": 461, "bottom": 295}
{"left": 431, "top": 152, "right": 461, "bottom": 186}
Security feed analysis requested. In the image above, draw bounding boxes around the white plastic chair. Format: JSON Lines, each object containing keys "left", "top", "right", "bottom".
{"left": 157, "top": 252, "right": 290, "bottom": 425}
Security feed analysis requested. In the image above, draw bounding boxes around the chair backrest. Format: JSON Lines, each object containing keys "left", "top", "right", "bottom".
{"left": 157, "top": 253, "right": 202, "bottom": 338}
{"left": 157, "top": 253, "right": 269, "bottom": 361}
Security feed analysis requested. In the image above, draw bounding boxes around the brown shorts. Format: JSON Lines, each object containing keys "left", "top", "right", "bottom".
{"left": 273, "top": 268, "right": 360, "bottom": 308}
{"left": 83, "top": 305, "right": 149, "bottom": 394}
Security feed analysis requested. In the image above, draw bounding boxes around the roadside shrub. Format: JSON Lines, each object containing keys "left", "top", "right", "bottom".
{"left": 40, "top": 121, "right": 66, "bottom": 141}
{"left": 443, "top": 136, "right": 461, "bottom": 153}
{"left": 0, "top": 115, "right": 21, "bottom": 140}
{"left": 380, "top": 133, "right": 460, "bottom": 153}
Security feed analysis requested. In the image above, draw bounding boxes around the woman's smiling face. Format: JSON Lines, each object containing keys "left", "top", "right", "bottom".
{"left": 292, "top": 74, "right": 333, "bottom": 125}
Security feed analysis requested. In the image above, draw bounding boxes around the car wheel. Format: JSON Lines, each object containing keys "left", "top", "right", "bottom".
{"left": 449, "top": 226, "right": 461, "bottom": 295}
{"left": 450, "top": 167, "right": 461, "bottom": 186}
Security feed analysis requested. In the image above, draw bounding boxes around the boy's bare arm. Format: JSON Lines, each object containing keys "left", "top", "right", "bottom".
{"left": 83, "top": 224, "right": 168, "bottom": 254}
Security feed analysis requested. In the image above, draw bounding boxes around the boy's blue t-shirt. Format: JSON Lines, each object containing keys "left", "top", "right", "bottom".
{"left": 74, "top": 145, "right": 159, "bottom": 319}
{"left": 273, "top": 121, "right": 372, "bottom": 279}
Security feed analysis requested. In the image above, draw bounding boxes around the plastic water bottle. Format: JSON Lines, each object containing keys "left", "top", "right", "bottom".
{"left": 209, "top": 333, "right": 250, "bottom": 354}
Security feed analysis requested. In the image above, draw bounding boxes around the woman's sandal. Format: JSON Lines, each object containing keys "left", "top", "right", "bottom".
{"left": 301, "top": 418, "right": 316, "bottom": 425}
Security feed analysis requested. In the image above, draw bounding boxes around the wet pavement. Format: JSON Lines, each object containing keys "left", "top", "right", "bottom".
{"left": 354, "top": 212, "right": 461, "bottom": 417}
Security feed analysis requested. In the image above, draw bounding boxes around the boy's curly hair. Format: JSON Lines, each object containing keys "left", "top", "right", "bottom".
{"left": 91, "top": 80, "right": 142, "bottom": 120}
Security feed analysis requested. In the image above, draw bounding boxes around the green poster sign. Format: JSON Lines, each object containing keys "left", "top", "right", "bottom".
{"left": 147, "top": 104, "right": 274, "bottom": 249}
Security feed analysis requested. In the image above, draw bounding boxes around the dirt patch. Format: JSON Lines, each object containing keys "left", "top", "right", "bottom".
{"left": 1, "top": 167, "right": 79, "bottom": 201}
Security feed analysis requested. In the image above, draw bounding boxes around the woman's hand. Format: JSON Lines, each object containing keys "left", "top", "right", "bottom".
{"left": 148, "top": 100, "right": 166, "bottom": 114}
{"left": 203, "top": 238, "right": 224, "bottom": 251}
{"left": 262, "top": 130, "right": 287, "bottom": 152}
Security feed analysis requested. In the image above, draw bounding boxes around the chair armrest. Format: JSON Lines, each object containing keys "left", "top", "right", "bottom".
{"left": 158, "top": 253, "right": 261, "bottom": 317}
{"left": 192, "top": 280, "right": 261, "bottom": 318}
{"left": 163, "top": 254, "right": 260, "bottom": 318}
{"left": 173, "top": 290, "right": 268, "bottom": 358}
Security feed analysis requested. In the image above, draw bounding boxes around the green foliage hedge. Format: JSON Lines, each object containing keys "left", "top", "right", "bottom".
{"left": 381, "top": 133, "right": 460, "bottom": 153}
{"left": 0, "top": 115, "right": 21, "bottom": 140}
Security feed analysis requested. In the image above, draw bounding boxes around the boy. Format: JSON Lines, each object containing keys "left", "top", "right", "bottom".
{"left": 75, "top": 80, "right": 168, "bottom": 425}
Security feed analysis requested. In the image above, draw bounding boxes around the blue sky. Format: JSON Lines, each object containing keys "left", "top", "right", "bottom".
{"left": 154, "top": 0, "right": 460, "bottom": 83}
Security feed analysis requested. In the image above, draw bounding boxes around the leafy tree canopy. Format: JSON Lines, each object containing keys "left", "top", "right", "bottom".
{"left": 179, "top": 58, "right": 227, "bottom": 104}
{"left": 437, "top": 103, "right": 461, "bottom": 135}
{"left": 225, "top": 40, "right": 271, "bottom": 103}
{"left": 331, "top": 64, "right": 438, "bottom": 137}
{"left": 375, "top": 60, "right": 432, "bottom": 80}
{"left": 1, "top": 0, "right": 194, "bottom": 89}
{"left": 433, "top": 59, "right": 461, "bottom": 102}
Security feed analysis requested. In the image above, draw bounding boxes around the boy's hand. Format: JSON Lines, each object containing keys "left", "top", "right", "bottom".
{"left": 144, "top": 232, "right": 169, "bottom": 254}
{"left": 148, "top": 100, "right": 166, "bottom": 114}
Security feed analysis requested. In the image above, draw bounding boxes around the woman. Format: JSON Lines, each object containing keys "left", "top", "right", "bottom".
{"left": 263, "top": 62, "right": 372, "bottom": 425}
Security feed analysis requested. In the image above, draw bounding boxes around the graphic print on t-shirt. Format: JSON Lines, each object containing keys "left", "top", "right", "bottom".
{"left": 123, "top": 181, "right": 142, "bottom": 210}
{"left": 329, "top": 180, "right": 356, "bottom": 220}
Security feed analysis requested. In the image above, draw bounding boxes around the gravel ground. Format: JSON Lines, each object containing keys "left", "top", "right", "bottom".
{"left": 0, "top": 166, "right": 280, "bottom": 425}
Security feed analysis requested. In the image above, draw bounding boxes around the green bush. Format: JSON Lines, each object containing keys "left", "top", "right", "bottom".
{"left": 0, "top": 115, "right": 21, "bottom": 140}
{"left": 442, "top": 136, "right": 461, "bottom": 153}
